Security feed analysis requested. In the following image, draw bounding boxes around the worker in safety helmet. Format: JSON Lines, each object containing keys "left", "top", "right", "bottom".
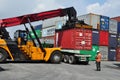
{"left": 95, "top": 51, "right": 102, "bottom": 71}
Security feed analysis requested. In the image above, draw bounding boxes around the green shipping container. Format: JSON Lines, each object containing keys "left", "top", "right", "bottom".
{"left": 28, "top": 30, "right": 42, "bottom": 39}
{"left": 80, "top": 45, "right": 99, "bottom": 61}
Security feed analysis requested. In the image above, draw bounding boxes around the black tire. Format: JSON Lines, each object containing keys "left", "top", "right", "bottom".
{"left": 63, "top": 55, "right": 69, "bottom": 63}
{"left": 0, "top": 48, "right": 8, "bottom": 62}
{"left": 50, "top": 51, "right": 62, "bottom": 64}
{"left": 68, "top": 55, "right": 76, "bottom": 64}
{"left": 14, "top": 53, "right": 27, "bottom": 61}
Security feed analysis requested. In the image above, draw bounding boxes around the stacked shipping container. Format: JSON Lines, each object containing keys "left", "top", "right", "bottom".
{"left": 33, "top": 13, "right": 120, "bottom": 61}
{"left": 41, "top": 17, "right": 66, "bottom": 44}
{"left": 78, "top": 13, "right": 110, "bottom": 61}
{"left": 111, "top": 16, "right": 120, "bottom": 61}
{"left": 78, "top": 13, "right": 120, "bottom": 61}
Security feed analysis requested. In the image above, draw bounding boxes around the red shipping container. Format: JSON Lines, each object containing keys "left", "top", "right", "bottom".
{"left": 99, "top": 30, "right": 109, "bottom": 46}
{"left": 55, "top": 28, "right": 92, "bottom": 50}
{"left": 116, "top": 47, "right": 120, "bottom": 61}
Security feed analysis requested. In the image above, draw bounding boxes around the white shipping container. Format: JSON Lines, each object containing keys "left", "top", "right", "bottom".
{"left": 55, "top": 20, "right": 66, "bottom": 29}
{"left": 78, "top": 13, "right": 100, "bottom": 29}
{"left": 109, "top": 19, "right": 118, "bottom": 34}
{"left": 42, "top": 17, "right": 66, "bottom": 28}
{"left": 42, "top": 26, "right": 55, "bottom": 37}
{"left": 99, "top": 46, "right": 108, "bottom": 61}
{"left": 40, "top": 37, "right": 54, "bottom": 44}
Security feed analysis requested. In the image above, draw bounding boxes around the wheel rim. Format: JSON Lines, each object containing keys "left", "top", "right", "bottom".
{"left": 69, "top": 56, "right": 75, "bottom": 64}
{"left": 64, "top": 58, "right": 67, "bottom": 62}
{"left": 69, "top": 56, "right": 73, "bottom": 63}
{"left": 0, "top": 52, "right": 3, "bottom": 59}
{"left": 54, "top": 55, "right": 60, "bottom": 62}
{"left": 64, "top": 55, "right": 68, "bottom": 63}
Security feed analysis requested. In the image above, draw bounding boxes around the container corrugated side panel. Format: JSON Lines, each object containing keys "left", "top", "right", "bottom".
{"left": 41, "top": 36, "right": 54, "bottom": 44}
{"left": 116, "top": 47, "right": 120, "bottom": 61}
{"left": 55, "top": 29, "right": 77, "bottom": 49}
{"left": 55, "top": 20, "right": 66, "bottom": 29}
{"left": 99, "top": 46, "right": 108, "bottom": 60}
{"left": 108, "top": 48, "right": 116, "bottom": 61}
{"left": 109, "top": 19, "right": 118, "bottom": 34}
{"left": 78, "top": 14, "right": 90, "bottom": 26}
{"left": 117, "top": 22, "right": 120, "bottom": 34}
{"left": 62, "top": 29, "right": 74, "bottom": 49}
{"left": 55, "top": 28, "right": 92, "bottom": 50}
{"left": 80, "top": 45, "right": 99, "bottom": 61}
{"left": 34, "top": 24, "right": 42, "bottom": 30}
{"left": 92, "top": 29, "right": 99, "bottom": 45}
{"left": 42, "top": 18, "right": 55, "bottom": 28}
{"left": 99, "top": 31, "right": 109, "bottom": 46}
{"left": 90, "top": 13, "right": 100, "bottom": 29}
{"left": 100, "top": 16, "right": 109, "bottom": 31}
{"left": 78, "top": 13, "right": 100, "bottom": 29}
{"left": 109, "top": 34, "right": 117, "bottom": 48}
{"left": 42, "top": 26, "right": 55, "bottom": 37}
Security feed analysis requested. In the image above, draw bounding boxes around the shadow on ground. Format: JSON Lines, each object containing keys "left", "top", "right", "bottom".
{"left": 114, "top": 63, "right": 120, "bottom": 68}
{"left": 0, "top": 67, "right": 5, "bottom": 72}
{"left": 105, "top": 63, "right": 120, "bottom": 70}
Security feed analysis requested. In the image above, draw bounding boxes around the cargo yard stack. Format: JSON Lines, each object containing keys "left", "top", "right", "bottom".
{"left": 55, "top": 19, "right": 92, "bottom": 64}
{"left": 78, "top": 13, "right": 110, "bottom": 61}
{"left": 40, "top": 17, "right": 66, "bottom": 48}
{"left": 31, "top": 13, "right": 120, "bottom": 62}
{"left": 111, "top": 16, "right": 120, "bottom": 61}
{"left": 107, "top": 19, "right": 117, "bottom": 61}
{"left": 77, "top": 14, "right": 120, "bottom": 61}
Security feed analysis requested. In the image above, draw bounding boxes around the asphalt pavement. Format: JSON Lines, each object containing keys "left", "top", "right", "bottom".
{"left": 0, "top": 61, "right": 120, "bottom": 80}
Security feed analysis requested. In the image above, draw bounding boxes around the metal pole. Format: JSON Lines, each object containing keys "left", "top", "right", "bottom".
{"left": 27, "top": 18, "right": 46, "bottom": 53}
{"left": 24, "top": 24, "right": 37, "bottom": 47}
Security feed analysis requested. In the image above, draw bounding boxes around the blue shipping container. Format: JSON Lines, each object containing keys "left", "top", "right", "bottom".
{"left": 108, "top": 48, "right": 116, "bottom": 61}
{"left": 117, "top": 22, "right": 120, "bottom": 34}
{"left": 92, "top": 29, "right": 99, "bottom": 45}
{"left": 34, "top": 24, "right": 42, "bottom": 30}
{"left": 100, "top": 16, "right": 109, "bottom": 31}
{"left": 109, "top": 34, "right": 117, "bottom": 48}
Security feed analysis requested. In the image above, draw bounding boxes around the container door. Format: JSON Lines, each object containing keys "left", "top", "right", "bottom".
{"left": 109, "top": 34, "right": 117, "bottom": 48}
{"left": 99, "top": 46, "right": 108, "bottom": 60}
{"left": 100, "top": 16, "right": 109, "bottom": 31}
{"left": 92, "top": 29, "right": 99, "bottom": 45}
{"left": 83, "top": 29, "right": 92, "bottom": 50}
{"left": 99, "top": 31, "right": 109, "bottom": 46}
{"left": 109, "top": 19, "right": 117, "bottom": 34}
{"left": 75, "top": 29, "right": 84, "bottom": 50}
{"left": 117, "top": 22, "right": 120, "bottom": 34}
{"left": 108, "top": 48, "right": 116, "bottom": 61}
{"left": 91, "top": 14, "right": 100, "bottom": 29}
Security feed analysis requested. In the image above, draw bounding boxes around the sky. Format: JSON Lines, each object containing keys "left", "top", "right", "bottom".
{"left": 0, "top": 0, "right": 120, "bottom": 38}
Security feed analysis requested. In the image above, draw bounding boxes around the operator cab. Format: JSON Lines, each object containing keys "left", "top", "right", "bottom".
{"left": 14, "top": 30, "right": 27, "bottom": 45}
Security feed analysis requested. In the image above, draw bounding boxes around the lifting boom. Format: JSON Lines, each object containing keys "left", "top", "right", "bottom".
{"left": 0, "top": 7, "right": 77, "bottom": 28}
{"left": 0, "top": 7, "right": 78, "bottom": 63}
